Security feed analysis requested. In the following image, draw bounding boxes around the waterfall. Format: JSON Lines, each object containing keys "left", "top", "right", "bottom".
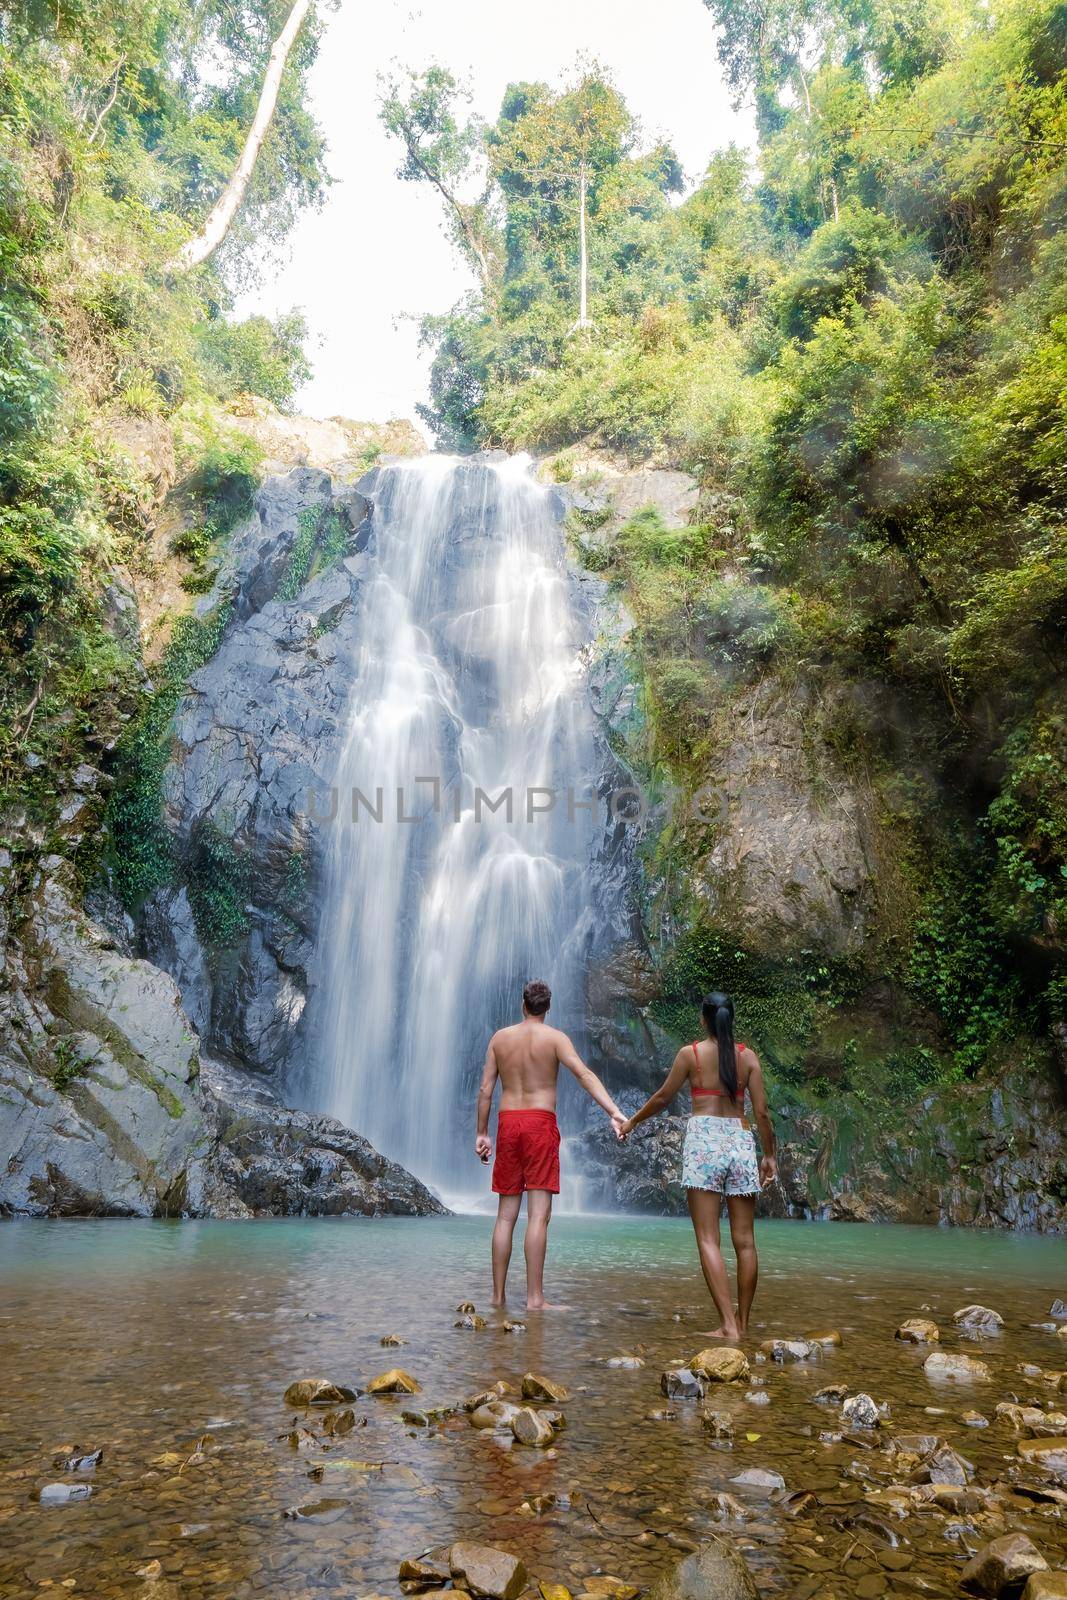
{"left": 315, "top": 454, "right": 602, "bottom": 1202}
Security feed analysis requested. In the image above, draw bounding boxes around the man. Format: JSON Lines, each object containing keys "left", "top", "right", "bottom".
{"left": 475, "top": 979, "right": 627, "bottom": 1309}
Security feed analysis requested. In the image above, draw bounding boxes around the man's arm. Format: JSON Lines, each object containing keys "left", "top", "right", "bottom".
{"left": 622, "top": 1047, "right": 690, "bottom": 1132}
{"left": 475, "top": 1036, "right": 498, "bottom": 1160}
{"left": 745, "top": 1052, "right": 778, "bottom": 1186}
{"left": 555, "top": 1032, "right": 627, "bottom": 1139}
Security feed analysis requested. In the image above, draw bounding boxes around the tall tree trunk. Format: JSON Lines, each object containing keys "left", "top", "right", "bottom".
{"left": 572, "top": 157, "right": 593, "bottom": 331}
{"left": 169, "top": 0, "right": 313, "bottom": 271}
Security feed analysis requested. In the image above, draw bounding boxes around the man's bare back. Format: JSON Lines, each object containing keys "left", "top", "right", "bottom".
{"left": 489, "top": 1019, "right": 577, "bottom": 1112}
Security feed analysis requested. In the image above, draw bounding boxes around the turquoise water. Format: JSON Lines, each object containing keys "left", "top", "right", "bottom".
{"left": 1, "top": 1217, "right": 1065, "bottom": 1599}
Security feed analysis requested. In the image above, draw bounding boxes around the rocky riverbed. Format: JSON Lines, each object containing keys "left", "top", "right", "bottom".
{"left": 1, "top": 1216, "right": 1064, "bottom": 1599}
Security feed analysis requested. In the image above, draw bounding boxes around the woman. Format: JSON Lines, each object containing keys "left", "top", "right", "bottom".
{"left": 621, "top": 991, "right": 777, "bottom": 1340}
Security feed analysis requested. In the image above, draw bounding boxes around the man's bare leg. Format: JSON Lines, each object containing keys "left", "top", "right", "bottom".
{"left": 727, "top": 1194, "right": 758, "bottom": 1332}
{"left": 524, "top": 1189, "right": 565, "bottom": 1309}
{"left": 688, "top": 1188, "right": 741, "bottom": 1340}
{"left": 491, "top": 1193, "right": 522, "bottom": 1306}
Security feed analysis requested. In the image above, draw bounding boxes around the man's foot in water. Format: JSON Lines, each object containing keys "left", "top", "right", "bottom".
{"left": 526, "top": 1298, "right": 570, "bottom": 1311}
{"left": 697, "top": 1322, "right": 742, "bottom": 1341}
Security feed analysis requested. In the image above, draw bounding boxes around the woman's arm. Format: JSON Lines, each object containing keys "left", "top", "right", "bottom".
{"left": 623, "top": 1048, "right": 691, "bottom": 1134}
{"left": 745, "top": 1052, "right": 778, "bottom": 1186}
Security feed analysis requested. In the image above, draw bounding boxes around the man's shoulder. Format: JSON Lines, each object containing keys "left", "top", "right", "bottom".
{"left": 491, "top": 1022, "right": 520, "bottom": 1045}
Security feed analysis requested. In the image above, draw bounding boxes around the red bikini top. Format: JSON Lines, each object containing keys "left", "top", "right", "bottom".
{"left": 690, "top": 1039, "right": 747, "bottom": 1102}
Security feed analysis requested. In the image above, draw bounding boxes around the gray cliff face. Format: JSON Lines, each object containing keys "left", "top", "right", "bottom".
{"left": 1, "top": 439, "right": 447, "bottom": 1220}
{"left": 0, "top": 864, "right": 446, "bottom": 1218}
{"left": 143, "top": 468, "right": 371, "bottom": 1081}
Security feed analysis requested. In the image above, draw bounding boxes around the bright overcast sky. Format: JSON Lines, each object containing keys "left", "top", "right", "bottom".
{"left": 236, "top": 0, "right": 755, "bottom": 425}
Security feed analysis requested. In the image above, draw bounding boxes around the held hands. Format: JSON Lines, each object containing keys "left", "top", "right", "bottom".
{"left": 475, "top": 1134, "right": 492, "bottom": 1164}
{"left": 759, "top": 1154, "right": 779, "bottom": 1188}
{"left": 610, "top": 1112, "right": 630, "bottom": 1142}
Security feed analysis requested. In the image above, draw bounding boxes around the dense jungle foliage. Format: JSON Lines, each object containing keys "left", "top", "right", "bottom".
{"left": 390, "top": 1, "right": 1067, "bottom": 1085}
{"left": 0, "top": 0, "right": 325, "bottom": 823}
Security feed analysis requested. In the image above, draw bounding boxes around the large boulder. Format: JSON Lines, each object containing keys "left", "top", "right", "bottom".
{"left": 961, "top": 1534, "right": 1047, "bottom": 1596}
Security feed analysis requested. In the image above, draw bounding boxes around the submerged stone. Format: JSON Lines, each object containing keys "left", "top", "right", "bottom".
{"left": 646, "top": 1534, "right": 759, "bottom": 1600}
{"left": 38, "top": 1481, "right": 92, "bottom": 1504}
{"left": 923, "top": 1351, "right": 992, "bottom": 1382}
{"left": 510, "top": 1407, "right": 555, "bottom": 1447}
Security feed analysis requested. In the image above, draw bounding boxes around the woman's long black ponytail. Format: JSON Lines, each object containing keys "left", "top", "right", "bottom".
{"left": 701, "top": 991, "right": 737, "bottom": 1101}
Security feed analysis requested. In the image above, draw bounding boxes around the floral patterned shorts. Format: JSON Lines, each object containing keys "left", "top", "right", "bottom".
{"left": 682, "top": 1116, "right": 760, "bottom": 1196}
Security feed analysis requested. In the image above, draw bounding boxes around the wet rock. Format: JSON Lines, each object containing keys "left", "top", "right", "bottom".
{"left": 956, "top": 1304, "right": 1005, "bottom": 1332}
{"left": 914, "top": 1444, "right": 975, "bottom": 1485}
{"left": 469, "top": 1401, "right": 522, "bottom": 1431}
{"left": 510, "top": 1407, "right": 556, "bottom": 1448}
{"left": 282, "top": 1497, "right": 350, "bottom": 1523}
{"left": 708, "top": 1492, "right": 753, "bottom": 1521}
{"left": 647, "top": 1407, "right": 677, "bottom": 1421}
{"left": 455, "top": 1314, "right": 488, "bottom": 1331}
{"left": 38, "top": 1481, "right": 92, "bottom": 1503}
{"left": 923, "top": 1351, "right": 992, "bottom": 1382}
{"left": 540, "top": 1585, "right": 573, "bottom": 1600}
{"left": 745, "top": 1389, "right": 771, "bottom": 1406}
{"left": 897, "top": 1318, "right": 940, "bottom": 1343}
{"left": 380, "top": 1333, "right": 405, "bottom": 1347}
{"left": 814, "top": 1383, "right": 850, "bottom": 1405}
{"left": 365, "top": 1368, "right": 420, "bottom": 1395}
{"left": 762, "top": 1338, "right": 817, "bottom": 1363}
{"left": 997, "top": 1404, "right": 1067, "bottom": 1435}
{"left": 807, "top": 1329, "right": 843, "bottom": 1347}
{"left": 887, "top": 1432, "right": 942, "bottom": 1459}
{"left": 521, "top": 1373, "right": 569, "bottom": 1403}
{"left": 463, "top": 1383, "right": 514, "bottom": 1411}
{"left": 1022, "top": 1577, "right": 1067, "bottom": 1599}
{"left": 606, "top": 1355, "right": 645, "bottom": 1369}
{"left": 503, "top": 1320, "right": 526, "bottom": 1333}
{"left": 53, "top": 1448, "right": 103, "bottom": 1472}
{"left": 1017, "top": 1438, "right": 1067, "bottom": 1475}
{"left": 701, "top": 1408, "right": 734, "bottom": 1439}
{"left": 456, "top": 1301, "right": 477, "bottom": 1314}
{"left": 962, "top": 1410, "right": 989, "bottom": 1427}
{"left": 646, "top": 1535, "right": 759, "bottom": 1600}
{"left": 662, "top": 1368, "right": 703, "bottom": 1399}
{"left": 283, "top": 1378, "right": 357, "bottom": 1408}
{"left": 843, "top": 1393, "right": 883, "bottom": 1429}
{"left": 961, "top": 1533, "right": 1048, "bottom": 1596}
{"left": 399, "top": 1549, "right": 452, "bottom": 1592}
{"left": 449, "top": 1541, "right": 528, "bottom": 1600}
{"left": 136, "top": 1560, "right": 164, "bottom": 1580}
{"left": 1051, "top": 1301, "right": 1067, "bottom": 1320}
{"left": 729, "top": 1467, "right": 785, "bottom": 1494}
{"left": 691, "top": 1347, "right": 750, "bottom": 1382}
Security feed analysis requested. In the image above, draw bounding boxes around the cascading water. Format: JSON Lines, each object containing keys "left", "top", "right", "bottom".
{"left": 315, "top": 454, "right": 603, "bottom": 1202}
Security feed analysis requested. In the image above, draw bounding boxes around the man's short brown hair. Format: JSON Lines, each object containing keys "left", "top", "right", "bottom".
{"left": 523, "top": 979, "right": 552, "bottom": 1016}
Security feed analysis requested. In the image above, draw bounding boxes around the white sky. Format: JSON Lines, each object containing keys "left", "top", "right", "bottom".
{"left": 237, "top": 0, "right": 755, "bottom": 425}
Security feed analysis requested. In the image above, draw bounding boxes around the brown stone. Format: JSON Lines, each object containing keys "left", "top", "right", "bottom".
{"left": 1022, "top": 1577, "right": 1067, "bottom": 1600}
{"left": 365, "top": 1368, "right": 420, "bottom": 1395}
{"left": 449, "top": 1542, "right": 528, "bottom": 1600}
{"left": 645, "top": 1536, "right": 759, "bottom": 1600}
{"left": 399, "top": 1550, "right": 452, "bottom": 1593}
{"left": 923, "top": 1351, "right": 991, "bottom": 1382}
{"left": 510, "top": 1407, "right": 556, "bottom": 1448}
{"left": 961, "top": 1534, "right": 1047, "bottom": 1596}
{"left": 896, "top": 1318, "right": 939, "bottom": 1343}
{"left": 283, "top": 1378, "right": 357, "bottom": 1407}
{"left": 691, "top": 1346, "right": 750, "bottom": 1382}
{"left": 521, "top": 1373, "right": 569, "bottom": 1402}
{"left": 1017, "top": 1438, "right": 1067, "bottom": 1474}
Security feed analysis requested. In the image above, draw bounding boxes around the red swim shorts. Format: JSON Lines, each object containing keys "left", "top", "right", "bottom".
{"left": 492, "top": 1110, "right": 561, "bottom": 1195}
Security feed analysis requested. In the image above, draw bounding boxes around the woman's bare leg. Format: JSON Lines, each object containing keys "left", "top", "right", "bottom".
{"left": 491, "top": 1193, "right": 522, "bottom": 1306}
{"left": 687, "top": 1188, "right": 741, "bottom": 1339}
{"left": 727, "top": 1194, "right": 758, "bottom": 1332}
